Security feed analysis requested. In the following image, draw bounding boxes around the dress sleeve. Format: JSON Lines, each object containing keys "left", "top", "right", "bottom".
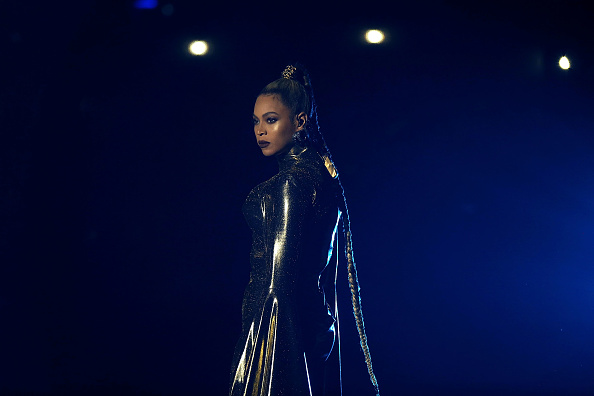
{"left": 265, "top": 173, "right": 314, "bottom": 292}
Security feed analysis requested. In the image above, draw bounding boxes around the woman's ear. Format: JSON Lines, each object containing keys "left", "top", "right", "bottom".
{"left": 295, "top": 112, "right": 308, "bottom": 131}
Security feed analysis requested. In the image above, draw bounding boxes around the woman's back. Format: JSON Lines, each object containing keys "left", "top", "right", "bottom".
{"left": 231, "top": 144, "right": 341, "bottom": 395}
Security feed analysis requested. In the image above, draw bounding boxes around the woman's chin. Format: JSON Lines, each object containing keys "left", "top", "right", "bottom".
{"left": 260, "top": 148, "right": 275, "bottom": 157}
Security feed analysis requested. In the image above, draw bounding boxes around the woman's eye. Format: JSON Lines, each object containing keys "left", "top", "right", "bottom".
{"left": 252, "top": 118, "right": 259, "bottom": 125}
{"left": 267, "top": 117, "right": 277, "bottom": 124}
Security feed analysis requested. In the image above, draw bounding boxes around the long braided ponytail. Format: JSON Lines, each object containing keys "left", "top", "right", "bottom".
{"left": 338, "top": 186, "right": 380, "bottom": 396}
{"left": 263, "top": 64, "right": 380, "bottom": 395}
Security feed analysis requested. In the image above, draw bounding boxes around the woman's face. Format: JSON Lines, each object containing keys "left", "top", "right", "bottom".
{"left": 252, "top": 94, "right": 301, "bottom": 157}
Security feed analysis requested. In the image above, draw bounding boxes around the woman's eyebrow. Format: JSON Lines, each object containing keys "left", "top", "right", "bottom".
{"left": 253, "top": 111, "right": 280, "bottom": 119}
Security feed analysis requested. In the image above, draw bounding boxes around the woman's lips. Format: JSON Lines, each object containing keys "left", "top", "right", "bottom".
{"left": 258, "top": 141, "right": 270, "bottom": 148}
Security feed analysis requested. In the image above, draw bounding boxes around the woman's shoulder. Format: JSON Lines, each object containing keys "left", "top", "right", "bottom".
{"left": 281, "top": 153, "right": 325, "bottom": 186}
{"left": 282, "top": 152, "right": 339, "bottom": 197}
{"left": 270, "top": 168, "right": 315, "bottom": 195}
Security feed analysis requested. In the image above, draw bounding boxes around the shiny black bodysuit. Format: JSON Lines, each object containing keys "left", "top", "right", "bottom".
{"left": 230, "top": 144, "right": 342, "bottom": 396}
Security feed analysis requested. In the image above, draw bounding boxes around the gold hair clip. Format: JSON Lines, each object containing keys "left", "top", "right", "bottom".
{"left": 282, "top": 65, "right": 297, "bottom": 79}
{"left": 321, "top": 154, "right": 338, "bottom": 179}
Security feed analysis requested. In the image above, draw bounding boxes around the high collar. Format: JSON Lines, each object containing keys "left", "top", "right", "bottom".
{"left": 276, "top": 143, "right": 310, "bottom": 172}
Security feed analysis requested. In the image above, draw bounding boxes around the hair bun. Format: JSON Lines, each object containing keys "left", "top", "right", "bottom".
{"left": 281, "top": 65, "right": 297, "bottom": 80}
{"left": 280, "top": 63, "right": 311, "bottom": 92}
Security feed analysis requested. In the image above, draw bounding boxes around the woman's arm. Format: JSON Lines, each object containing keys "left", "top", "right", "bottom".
{"left": 266, "top": 173, "right": 314, "bottom": 292}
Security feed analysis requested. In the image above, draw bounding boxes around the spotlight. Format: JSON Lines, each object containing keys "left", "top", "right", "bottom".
{"left": 365, "top": 29, "right": 385, "bottom": 44}
{"left": 559, "top": 56, "right": 570, "bottom": 70}
{"left": 189, "top": 40, "right": 208, "bottom": 56}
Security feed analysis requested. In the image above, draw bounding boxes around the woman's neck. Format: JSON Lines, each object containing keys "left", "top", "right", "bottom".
{"left": 276, "top": 143, "right": 308, "bottom": 171}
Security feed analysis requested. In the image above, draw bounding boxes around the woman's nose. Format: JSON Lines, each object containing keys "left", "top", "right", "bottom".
{"left": 256, "top": 127, "right": 266, "bottom": 136}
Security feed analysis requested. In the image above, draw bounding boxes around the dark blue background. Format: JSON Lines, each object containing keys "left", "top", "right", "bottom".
{"left": 2, "top": 1, "right": 594, "bottom": 394}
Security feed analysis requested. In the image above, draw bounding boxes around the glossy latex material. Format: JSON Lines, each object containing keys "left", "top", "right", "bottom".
{"left": 230, "top": 144, "right": 342, "bottom": 396}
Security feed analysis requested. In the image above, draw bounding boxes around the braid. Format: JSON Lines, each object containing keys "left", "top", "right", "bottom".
{"left": 305, "top": 68, "right": 381, "bottom": 396}
{"left": 264, "top": 64, "right": 380, "bottom": 394}
{"left": 338, "top": 187, "right": 380, "bottom": 396}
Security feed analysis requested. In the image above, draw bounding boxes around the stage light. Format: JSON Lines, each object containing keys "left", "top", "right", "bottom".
{"left": 189, "top": 40, "right": 208, "bottom": 56}
{"left": 365, "top": 29, "right": 385, "bottom": 44}
{"left": 134, "top": 0, "right": 157, "bottom": 9}
{"left": 559, "top": 56, "right": 570, "bottom": 70}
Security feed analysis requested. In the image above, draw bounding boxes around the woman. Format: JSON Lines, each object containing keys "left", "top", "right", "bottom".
{"left": 230, "top": 64, "right": 379, "bottom": 396}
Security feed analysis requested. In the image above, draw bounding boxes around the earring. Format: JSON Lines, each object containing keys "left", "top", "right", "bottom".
{"left": 293, "top": 129, "right": 304, "bottom": 143}
{"left": 293, "top": 122, "right": 309, "bottom": 143}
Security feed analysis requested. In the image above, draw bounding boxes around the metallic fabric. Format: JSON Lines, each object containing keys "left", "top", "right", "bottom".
{"left": 230, "top": 144, "right": 341, "bottom": 396}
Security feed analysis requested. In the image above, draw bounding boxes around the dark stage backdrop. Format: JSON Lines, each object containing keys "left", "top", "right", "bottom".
{"left": 2, "top": 1, "right": 594, "bottom": 395}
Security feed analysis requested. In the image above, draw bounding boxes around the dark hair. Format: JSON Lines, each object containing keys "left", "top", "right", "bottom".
{"left": 259, "top": 63, "right": 325, "bottom": 153}
{"left": 260, "top": 67, "right": 312, "bottom": 118}
{"left": 262, "top": 64, "right": 380, "bottom": 395}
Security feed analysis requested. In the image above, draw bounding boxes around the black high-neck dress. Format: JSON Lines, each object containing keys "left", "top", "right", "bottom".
{"left": 230, "top": 144, "right": 342, "bottom": 396}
